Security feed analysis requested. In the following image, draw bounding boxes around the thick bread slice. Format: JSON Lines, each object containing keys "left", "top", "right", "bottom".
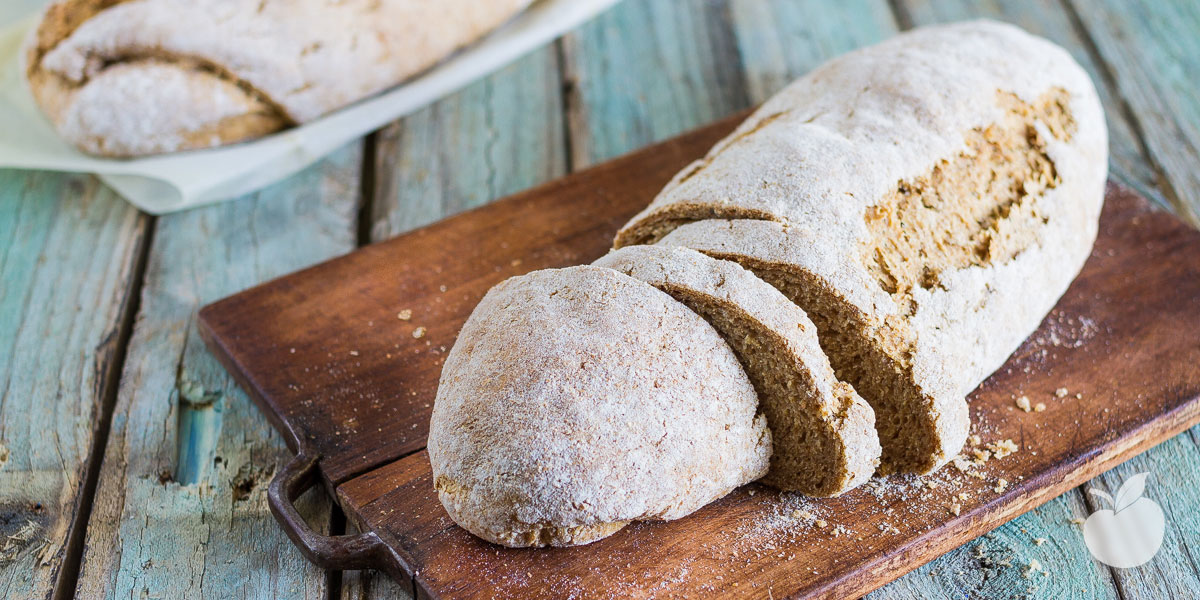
{"left": 623, "top": 21, "right": 1107, "bottom": 474}
{"left": 594, "top": 245, "right": 879, "bottom": 495}
{"left": 25, "top": 0, "right": 532, "bottom": 156}
{"left": 427, "top": 266, "right": 770, "bottom": 547}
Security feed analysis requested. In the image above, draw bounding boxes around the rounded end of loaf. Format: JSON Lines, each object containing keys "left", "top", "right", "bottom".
{"left": 426, "top": 265, "right": 770, "bottom": 547}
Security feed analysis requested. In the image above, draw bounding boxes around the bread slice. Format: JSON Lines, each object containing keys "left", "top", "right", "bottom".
{"left": 25, "top": 0, "right": 533, "bottom": 156}
{"left": 594, "top": 245, "right": 879, "bottom": 495}
{"left": 656, "top": 222, "right": 963, "bottom": 474}
{"left": 427, "top": 266, "right": 770, "bottom": 547}
{"left": 618, "top": 21, "right": 1107, "bottom": 473}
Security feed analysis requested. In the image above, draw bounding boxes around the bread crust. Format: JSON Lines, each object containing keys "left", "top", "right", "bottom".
{"left": 25, "top": 0, "right": 533, "bottom": 156}
{"left": 427, "top": 266, "right": 770, "bottom": 547}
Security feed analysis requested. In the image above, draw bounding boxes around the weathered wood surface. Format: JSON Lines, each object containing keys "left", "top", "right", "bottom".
{"left": 4, "top": 0, "right": 1200, "bottom": 598}
{"left": 1069, "top": 0, "right": 1200, "bottom": 226}
{"left": 1084, "top": 431, "right": 1200, "bottom": 599}
{"left": 200, "top": 149, "right": 1200, "bottom": 598}
{"left": 0, "top": 172, "right": 146, "bottom": 600}
{"left": 368, "top": 46, "right": 568, "bottom": 240}
{"left": 72, "top": 145, "right": 363, "bottom": 599}
{"left": 561, "top": 0, "right": 748, "bottom": 167}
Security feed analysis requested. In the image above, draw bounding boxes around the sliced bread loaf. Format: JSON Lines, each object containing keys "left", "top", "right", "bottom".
{"left": 427, "top": 266, "right": 770, "bottom": 547}
{"left": 594, "top": 245, "right": 879, "bottom": 495}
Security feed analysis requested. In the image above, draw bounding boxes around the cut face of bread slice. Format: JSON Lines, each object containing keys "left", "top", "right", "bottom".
{"left": 427, "top": 266, "right": 770, "bottom": 547}
{"left": 595, "top": 245, "right": 879, "bottom": 495}
{"left": 659, "top": 220, "right": 969, "bottom": 475}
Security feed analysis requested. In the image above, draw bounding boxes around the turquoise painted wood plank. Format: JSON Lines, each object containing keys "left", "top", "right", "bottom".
{"left": 1080, "top": 428, "right": 1200, "bottom": 597}
{"left": 73, "top": 145, "right": 362, "bottom": 599}
{"left": 560, "top": 0, "right": 748, "bottom": 168}
{"left": 899, "top": 0, "right": 1164, "bottom": 210}
{"left": 0, "top": 171, "right": 146, "bottom": 600}
{"left": 1068, "top": 0, "right": 1200, "bottom": 225}
{"left": 341, "top": 564, "right": 412, "bottom": 600}
{"left": 368, "top": 46, "right": 567, "bottom": 239}
{"left": 867, "top": 484, "right": 1117, "bottom": 600}
{"left": 727, "top": 0, "right": 898, "bottom": 103}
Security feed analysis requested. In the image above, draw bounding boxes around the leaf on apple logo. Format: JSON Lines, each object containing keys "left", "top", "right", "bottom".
{"left": 1088, "top": 488, "right": 1114, "bottom": 508}
{"left": 1115, "top": 472, "right": 1150, "bottom": 513}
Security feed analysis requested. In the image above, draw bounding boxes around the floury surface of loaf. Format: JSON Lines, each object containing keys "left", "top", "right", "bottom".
{"left": 427, "top": 266, "right": 771, "bottom": 547}
{"left": 24, "top": 0, "right": 532, "bottom": 156}
{"left": 626, "top": 20, "right": 1107, "bottom": 474}
{"left": 595, "top": 245, "right": 880, "bottom": 496}
{"left": 428, "top": 20, "right": 1108, "bottom": 547}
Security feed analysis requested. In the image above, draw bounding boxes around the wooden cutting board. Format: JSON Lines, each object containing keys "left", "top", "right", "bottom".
{"left": 198, "top": 112, "right": 1200, "bottom": 599}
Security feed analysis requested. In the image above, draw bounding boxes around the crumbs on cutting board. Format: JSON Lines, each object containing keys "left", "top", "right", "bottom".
{"left": 720, "top": 425, "right": 1030, "bottom": 571}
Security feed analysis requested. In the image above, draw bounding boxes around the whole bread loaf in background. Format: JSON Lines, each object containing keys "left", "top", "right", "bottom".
{"left": 24, "top": 0, "right": 532, "bottom": 157}
{"left": 431, "top": 19, "right": 1107, "bottom": 547}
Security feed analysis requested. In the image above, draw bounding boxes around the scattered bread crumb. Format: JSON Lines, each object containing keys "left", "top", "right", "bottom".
{"left": 949, "top": 503, "right": 962, "bottom": 516}
{"left": 1024, "top": 558, "right": 1044, "bottom": 579}
{"left": 1034, "top": 402, "right": 1047, "bottom": 412}
{"left": 792, "top": 509, "right": 814, "bottom": 520}
{"left": 1070, "top": 518, "right": 1086, "bottom": 525}
{"left": 1055, "top": 387, "right": 1069, "bottom": 398}
{"left": 816, "top": 520, "right": 828, "bottom": 529}
{"left": 1034, "top": 537, "right": 1047, "bottom": 546}
{"left": 412, "top": 327, "right": 427, "bottom": 339}
{"left": 994, "top": 478, "right": 1009, "bottom": 493}
{"left": 972, "top": 448, "right": 992, "bottom": 464}
{"left": 349, "top": 350, "right": 359, "bottom": 356}
{"left": 968, "top": 434, "right": 982, "bottom": 446}
{"left": 988, "top": 439, "right": 1019, "bottom": 459}
{"left": 397, "top": 309, "right": 412, "bottom": 321}
{"left": 1016, "top": 396, "right": 1033, "bottom": 412}
{"left": 439, "top": 285, "right": 448, "bottom": 292}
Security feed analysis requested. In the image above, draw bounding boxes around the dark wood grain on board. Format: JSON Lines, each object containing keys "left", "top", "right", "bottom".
{"left": 200, "top": 115, "right": 1200, "bottom": 599}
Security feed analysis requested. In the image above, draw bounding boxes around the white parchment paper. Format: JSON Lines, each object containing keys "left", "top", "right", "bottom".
{"left": 0, "top": 0, "right": 621, "bottom": 214}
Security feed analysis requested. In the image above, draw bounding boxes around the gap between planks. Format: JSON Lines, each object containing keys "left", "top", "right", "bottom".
{"left": 50, "top": 212, "right": 156, "bottom": 600}
{"left": 53, "top": 213, "right": 154, "bottom": 598}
